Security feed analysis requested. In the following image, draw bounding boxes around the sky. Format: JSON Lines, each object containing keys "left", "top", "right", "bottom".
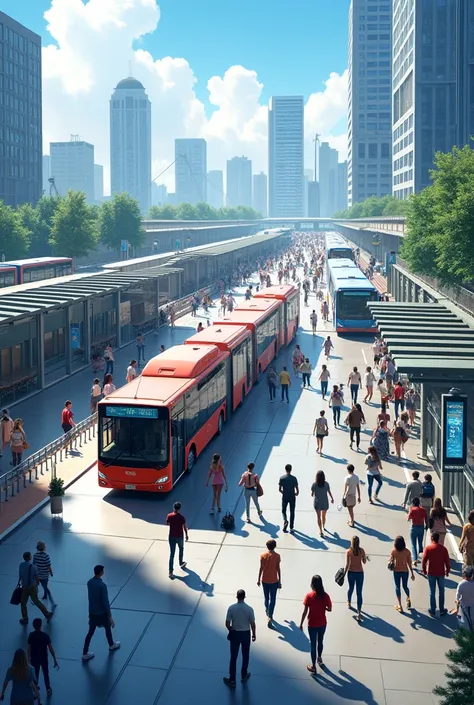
{"left": 2, "top": 0, "right": 351, "bottom": 192}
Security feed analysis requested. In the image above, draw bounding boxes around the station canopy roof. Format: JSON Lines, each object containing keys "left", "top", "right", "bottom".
{"left": 367, "top": 301, "right": 474, "bottom": 382}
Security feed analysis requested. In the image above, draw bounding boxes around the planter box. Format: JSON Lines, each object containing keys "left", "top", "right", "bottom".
{"left": 50, "top": 496, "right": 63, "bottom": 515}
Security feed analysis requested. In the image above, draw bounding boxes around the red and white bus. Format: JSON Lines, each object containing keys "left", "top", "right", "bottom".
{"left": 98, "top": 344, "right": 229, "bottom": 491}
{"left": 185, "top": 324, "right": 253, "bottom": 410}
{"left": 0, "top": 257, "right": 74, "bottom": 285}
{"left": 254, "top": 284, "right": 300, "bottom": 346}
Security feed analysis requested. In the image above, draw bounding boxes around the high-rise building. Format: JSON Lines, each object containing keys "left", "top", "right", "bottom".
{"left": 307, "top": 181, "right": 320, "bottom": 217}
{"left": 175, "top": 139, "right": 207, "bottom": 205}
{"left": 226, "top": 157, "right": 252, "bottom": 207}
{"left": 268, "top": 96, "right": 304, "bottom": 217}
{"left": 253, "top": 172, "right": 268, "bottom": 217}
{"left": 151, "top": 183, "right": 167, "bottom": 207}
{"left": 319, "top": 142, "right": 339, "bottom": 216}
{"left": 50, "top": 138, "right": 95, "bottom": 202}
{"left": 393, "top": 0, "right": 474, "bottom": 199}
{"left": 42, "top": 156, "right": 51, "bottom": 195}
{"left": 0, "top": 12, "right": 42, "bottom": 207}
{"left": 337, "top": 161, "right": 348, "bottom": 212}
{"left": 207, "top": 170, "right": 224, "bottom": 209}
{"left": 110, "top": 77, "right": 152, "bottom": 214}
{"left": 94, "top": 164, "right": 104, "bottom": 202}
{"left": 303, "top": 169, "right": 313, "bottom": 217}
{"left": 347, "top": 0, "right": 392, "bottom": 206}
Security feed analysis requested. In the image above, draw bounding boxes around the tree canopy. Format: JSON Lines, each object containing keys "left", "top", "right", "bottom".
{"left": 50, "top": 191, "right": 98, "bottom": 258}
{"left": 148, "top": 203, "right": 261, "bottom": 220}
{"left": 433, "top": 627, "right": 474, "bottom": 705}
{"left": 99, "top": 193, "right": 145, "bottom": 251}
{"left": 334, "top": 195, "right": 410, "bottom": 219}
{"left": 0, "top": 201, "right": 30, "bottom": 259}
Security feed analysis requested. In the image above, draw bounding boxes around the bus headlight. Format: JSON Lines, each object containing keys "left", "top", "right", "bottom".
{"left": 98, "top": 471, "right": 107, "bottom": 480}
{"left": 155, "top": 476, "right": 169, "bottom": 484}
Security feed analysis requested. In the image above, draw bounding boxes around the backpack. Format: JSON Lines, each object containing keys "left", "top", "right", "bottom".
{"left": 221, "top": 512, "right": 235, "bottom": 531}
{"left": 421, "top": 482, "right": 435, "bottom": 499}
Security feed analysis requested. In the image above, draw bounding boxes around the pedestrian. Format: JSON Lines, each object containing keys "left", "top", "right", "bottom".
{"left": 160, "top": 344, "right": 165, "bottom": 353}
{"left": 318, "top": 364, "right": 330, "bottom": 400}
{"left": 392, "top": 381, "right": 405, "bottom": 420}
{"left": 33, "top": 542, "right": 56, "bottom": 607}
{"left": 344, "top": 536, "right": 366, "bottom": 621}
{"left": 0, "top": 408, "right": 13, "bottom": 458}
{"left": 267, "top": 366, "right": 278, "bottom": 402}
{"left": 322, "top": 336, "right": 333, "bottom": 359}
{"left": 347, "top": 366, "right": 362, "bottom": 404}
{"left": 422, "top": 532, "right": 450, "bottom": 617}
{"left": 136, "top": 333, "right": 145, "bottom": 364}
{"left": 103, "top": 345, "right": 114, "bottom": 375}
{"left": 126, "top": 359, "right": 138, "bottom": 384}
{"left": 420, "top": 473, "right": 435, "bottom": 511}
{"left": 365, "top": 445, "right": 383, "bottom": 504}
{"left": 310, "top": 310, "right": 318, "bottom": 335}
{"left": 405, "top": 388, "right": 417, "bottom": 426}
{"left": 389, "top": 536, "right": 415, "bottom": 613}
{"left": 220, "top": 294, "right": 227, "bottom": 316}
{"left": 371, "top": 419, "right": 390, "bottom": 460}
{"left": 103, "top": 374, "right": 116, "bottom": 396}
{"left": 299, "top": 575, "right": 332, "bottom": 675}
{"left": 223, "top": 589, "right": 256, "bottom": 688}
{"left": 279, "top": 366, "right": 291, "bottom": 403}
{"left": 406, "top": 497, "right": 427, "bottom": 566}
{"left": 345, "top": 403, "right": 365, "bottom": 451}
{"left": 238, "top": 463, "right": 263, "bottom": 522}
{"left": 300, "top": 358, "right": 312, "bottom": 388}
{"left": 322, "top": 300, "right": 329, "bottom": 321}
{"left": 292, "top": 345, "right": 304, "bottom": 376}
{"left": 257, "top": 539, "right": 281, "bottom": 626}
{"left": 402, "top": 470, "right": 422, "bottom": 508}
{"left": 166, "top": 502, "right": 188, "bottom": 578}
{"left": 313, "top": 410, "right": 328, "bottom": 455}
{"left": 27, "top": 618, "right": 59, "bottom": 697}
{"left": 61, "top": 400, "right": 75, "bottom": 435}
{"left": 0, "top": 649, "right": 39, "bottom": 705}
{"left": 206, "top": 453, "right": 228, "bottom": 515}
{"left": 452, "top": 566, "right": 474, "bottom": 629}
{"left": 391, "top": 420, "right": 409, "bottom": 460}
{"left": 90, "top": 378, "right": 103, "bottom": 413}
{"left": 363, "top": 366, "right": 376, "bottom": 403}
{"left": 10, "top": 419, "right": 27, "bottom": 467}
{"left": 169, "top": 305, "right": 176, "bottom": 328}
{"left": 377, "top": 403, "right": 391, "bottom": 430}
{"left": 343, "top": 464, "right": 361, "bottom": 528}
{"left": 377, "top": 378, "right": 390, "bottom": 408}
{"left": 329, "top": 385, "right": 344, "bottom": 426}
{"left": 428, "top": 498, "right": 451, "bottom": 546}
{"left": 82, "top": 565, "right": 120, "bottom": 661}
{"left": 311, "top": 470, "right": 334, "bottom": 537}
{"left": 279, "top": 463, "right": 299, "bottom": 532}
{"left": 18, "top": 551, "right": 52, "bottom": 626}
{"left": 197, "top": 322, "right": 204, "bottom": 332}
{"left": 459, "top": 509, "right": 474, "bottom": 567}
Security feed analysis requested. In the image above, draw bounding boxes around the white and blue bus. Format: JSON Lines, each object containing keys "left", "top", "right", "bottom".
{"left": 325, "top": 233, "right": 354, "bottom": 261}
{"left": 327, "top": 259, "right": 378, "bottom": 333}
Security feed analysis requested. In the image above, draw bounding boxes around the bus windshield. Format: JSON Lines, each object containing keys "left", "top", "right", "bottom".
{"left": 337, "top": 290, "right": 378, "bottom": 319}
{"left": 99, "top": 405, "right": 169, "bottom": 468}
{"left": 329, "top": 248, "right": 353, "bottom": 260}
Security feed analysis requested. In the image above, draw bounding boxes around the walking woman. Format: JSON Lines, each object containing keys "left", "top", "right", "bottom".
{"left": 322, "top": 336, "right": 334, "bottom": 359}
{"left": 343, "top": 464, "right": 361, "bottom": 528}
{"left": 311, "top": 470, "right": 334, "bottom": 537}
{"left": 377, "top": 378, "right": 390, "bottom": 407}
{"left": 329, "top": 385, "right": 344, "bottom": 426}
{"left": 365, "top": 445, "right": 383, "bottom": 504}
{"left": 0, "top": 409, "right": 13, "bottom": 459}
{"left": 90, "top": 378, "right": 103, "bottom": 413}
{"left": 10, "top": 419, "right": 27, "bottom": 467}
{"left": 389, "top": 535, "right": 415, "bottom": 612}
{"left": 345, "top": 536, "right": 366, "bottom": 621}
{"left": 429, "top": 498, "right": 451, "bottom": 546}
{"left": 459, "top": 509, "right": 474, "bottom": 567}
{"left": 318, "top": 364, "right": 330, "bottom": 400}
{"left": 239, "top": 462, "right": 263, "bottom": 523}
{"left": 405, "top": 388, "right": 417, "bottom": 426}
{"left": 103, "top": 374, "right": 116, "bottom": 396}
{"left": 345, "top": 403, "right": 365, "bottom": 451}
{"left": 0, "top": 648, "right": 39, "bottom": 704}
{"left": 371, "top": 419, "right": 390, "bottom": 460}
{"left": 313, "top": 410, "right": 328, "bottom": 455}
{"left": 206, "top": 453, "right": 228, "bottom": 515}
{"left": 364, "top": 366, "right": 376, "bottom": 403}
{"left": 391, "top": 420, "right": 409, "bottom": 460}
{"left": 299, "top": 575, "right": 332, "bottom": 675}
{"left": 300, "top": 358, "right": 312, "bottom": 388}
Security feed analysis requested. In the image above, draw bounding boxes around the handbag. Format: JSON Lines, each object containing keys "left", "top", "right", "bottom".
{"left": 256, "top": 481, "right": 264, "bottom": 498}
{"left": 342, "top": 497, "right": 347, "bottom": 508}
{"left": 23, "top": 441, "right": 29, "bottom": 450}
{"left": 335, "top": 568, "right": 345, "bottom": 586}
{"left": 387, "top": 557, "right": 395, "bottom": 571}
{"left": 10, "top": 585, "right": 22, "bottom": 605}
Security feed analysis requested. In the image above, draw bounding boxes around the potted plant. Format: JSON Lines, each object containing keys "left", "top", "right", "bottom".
{"left": 48, "top": 477, "right": 65, "bottom": 515}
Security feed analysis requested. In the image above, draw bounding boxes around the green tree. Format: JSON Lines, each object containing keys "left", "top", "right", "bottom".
{"left": 176, "top": 202, "right": 198, "bottom": 220}
{"left": 148, "top": 204, "right": 178, "bottom": 219}
{"left": 32, "top": 195, "right": 61, "bottom": 256}
{"left": 194, "top": 201, "right": 216, "bottom": 220}
{"left": 99, "top": 193, "right": 145, "bottom": 251}
{"left": 50, "top": 190, "right": 98, "bottom": 258}
{"left": 434, "top": 628, "right": 474, "bottom": 705}
{"left": 400, "top": 186, "right": 438, "bottom": 276}
{"left": 334, "top": 195, "right": 409, "bottom": 219}
{"left": 0, "top": 201, "right": 30, "bottom": 258}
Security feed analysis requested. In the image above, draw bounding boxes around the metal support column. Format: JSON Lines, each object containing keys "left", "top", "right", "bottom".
{"left": 36, "top": 313, "right": 45, "bottom": 390}
{"left": 418, "top": 383, "right": 429, "bottom": 460}
{"left": 84, "top": 299, "right": 91, "bottom": 364}
{"left": 115, "top": 291, "right": 121, "bottom": 348}
{"left": 65, "top": 304, "right": 72, "bottom": 375}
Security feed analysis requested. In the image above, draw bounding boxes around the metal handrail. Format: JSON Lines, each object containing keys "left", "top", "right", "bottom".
{"left": 0, "top": 413, "right": 97, "bottom": 505}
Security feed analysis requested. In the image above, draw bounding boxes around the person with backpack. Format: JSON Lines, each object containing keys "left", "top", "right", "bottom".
{"left": 267, "top": 366, "right": 278, "bottom": 402}
{"left": 420, "top": 474, "right": 435, "bottom": 511}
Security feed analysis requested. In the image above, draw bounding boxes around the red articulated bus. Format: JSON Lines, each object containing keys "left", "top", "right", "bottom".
{"left": 254, "top": 284, "right": 300, "bottom": 346}
{"left": 0, "top": 257, "right": 74, "bottom": 284}
{"left": 0, "top": 266, "right": 17, "bottom": 288}
{"left": 98, "top": 344, "right": 229, "bottom": 492}
{"left": 185, "top": 324, "right": 253, "bottom": 410}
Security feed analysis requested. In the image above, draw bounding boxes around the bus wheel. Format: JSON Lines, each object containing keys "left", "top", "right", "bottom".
{"left": 187, "top": 446, "right": 196, "bottom": 473}
{"left": 217, "top": 412, "right": 224, "bottom": 435}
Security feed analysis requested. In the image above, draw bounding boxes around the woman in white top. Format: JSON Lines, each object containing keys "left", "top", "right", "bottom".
{"left": 238, "top": 462, "right": 262, "bottom": 522}
{"left": 318, "top": 364, "right": 331, "bottom": 400}
{"left": 10, "top": 418, "right": 27, "bottom": 467}
{"left": 364, "top": 366, "right": 376, "bottom": 403}
{"left": 343, "top": 464, "right": 361, "bottom": 528}
{"left": 90, "top": 378, "right": 103, "bottom": 413}
{"left": 313, "top": 410, "right": 328, "bottom": 455}
{"left": 347, "top": 367, "right": 362, "bottom": 405}
{"left": 103, "top": 374, "right": 116, "bottom": 396}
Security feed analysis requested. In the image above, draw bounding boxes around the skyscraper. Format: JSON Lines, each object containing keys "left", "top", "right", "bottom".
{"left": 0, "top": 12, "right": 42, "bottom": 207}
{"left": 42, "top": 156, "right": 51, "bottom": 195}
{"left": 175, "top": 139, "right": 207, "bottom": 205}
{"left": 253, "top": 173, "right": 268, "bottom": 217}
{"left": 50, "top": 138, "right": 95, "bottom": 202}
{"left": 347, "top": 0, "right": 392, "bottom": 206}
{"left": 307, "top": 181, "right": 320, "bottom": 217}
{"left": 94, "top": 164, "right": 104, "bottom": 202}
{"left": 268, "top": 96, "right": 304, "bottom": 217}
{"left": 337, "top": 161, "right": 348, "bottom": 212}
{"left": 110, "top": 77, "right": 152, "bottom": 214}
{"left": 207, "top": 170, "right": 224, "bottom": 209}
{"left": 319, "top": 142, "right": 339, "bottom": 216}
{"left": 151, "top": 183, "right": 168, "bottom": 206}
{"left": 392, "top": 0, "right": 474, "bottom": 199}
{"left": 226, "top": 157, "right": 252, "bottom": 207}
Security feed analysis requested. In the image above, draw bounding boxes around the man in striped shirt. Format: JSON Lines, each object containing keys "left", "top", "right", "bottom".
{"left": 33, "top": 541, "right": 56, "bottom": 608}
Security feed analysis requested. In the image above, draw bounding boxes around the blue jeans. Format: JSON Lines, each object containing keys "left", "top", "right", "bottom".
{"left": 332, "top": 406, "right": 341, "bottom": 425}
{"left": 428, "top": 575, "right": 445, "bottom": 613}
{"left": 281, "top": 384, "right": 289, "bottom": 401}
{"left": 347, "top": 571, "right": 364, "bottom": 611}
{"left": 39, "top": 578, "right": 54, "bottom": 604}
{"left": 394, "top": 399, "right": 405, "bottom": 418}
{"left": 308, "top": 625, "right": 326, "bottom": 666}
{"left": 169, "top": 537, "right": 184, "bottom": 573}
{"left": 350, "top": 384, "right": 359, "bottom": 404}
{"left": 262, "top": 582, "right": 279, "bottom": 618}
{"left": 137, "top": 345, "right": 145, "bottom": 362}
{"left": 393, "top": 571, "right": 410, "bottom": 599}
{"left": 105, "top": 360, "right": 114, "bottom": 375}
{"left": 410, "top": 525, "right": 424, "bottom": 560}
{"left": 268, "top": 383, "right": 276, "bottom": 400}
{"left": 321, "top": 381, "right": 328, "bottom": 398}
{"left": 302, "top": 373, "right": 311, "bottom": 387}
{"left": 367, "top": 473, "right": 382, "bottom": 499}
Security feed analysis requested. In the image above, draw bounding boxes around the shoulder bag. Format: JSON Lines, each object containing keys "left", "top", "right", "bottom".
{"left": 387, "top": 556, "right": 395, "bottom": 571}
{"left": 256, "top": 476, "right": 264, "bottom": 498}
{"left": 335, "top": 567, "right": 345, "bottom": 586}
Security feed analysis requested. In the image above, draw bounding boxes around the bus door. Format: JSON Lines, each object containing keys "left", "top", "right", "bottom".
{"left": 171, "top": 410, "right": 186, "bottom": 482}
{"left": 245, "top": 338, "right": 252, "bottom": 390}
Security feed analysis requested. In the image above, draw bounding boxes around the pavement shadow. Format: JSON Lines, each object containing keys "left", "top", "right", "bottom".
{"left": 406, "top": 608, "right": 456, "bottom": 638}
{"left": 323, "top": 455, "right": 349, "bottom": 465}
{"left": 357, "top": 612, "right": 405, "bottom": 643}
{"left": 355, "top": 523, "right": 393, "bottom": 543}
{"left": 324, "top": 531, "right": 351, "bottom": 549}
{"left": 273, "top": 619, "right": 309, "bottom": 652}
{"left": 292, "top": 529, "right": 328, "bottom": 550}
{"left": 173, "top": 566, "right": 215, "bottom": 596}
{"left": 251, "top": 515, "right": 280, "bottom": 538}
{"left": 316, "top": 667, "right": 379, "bottom": 705}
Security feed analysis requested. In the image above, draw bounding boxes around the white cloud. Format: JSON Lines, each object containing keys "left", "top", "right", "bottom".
{"left": 41, "top": 0, "right": 348, "bottom": 193}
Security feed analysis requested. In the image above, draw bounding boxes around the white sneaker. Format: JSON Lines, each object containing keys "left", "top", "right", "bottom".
{"left": 82, "top": 652, "right": 95, "bottom": 661}
{"left": 109, "top": 642, "right": 121, "bottom": 652}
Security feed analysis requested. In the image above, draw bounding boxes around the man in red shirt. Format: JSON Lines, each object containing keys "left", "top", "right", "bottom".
{"left": 61, "top": 401, "right": 75, "bottom": 435}
{"left": 422, "top": 532, "right": 450, "bottom": 617}
{"left": 166, "top": 502, "right": 189, "bottom": 578}
{"left": 393, "top": 381, "right": 405, "bottom": 420}
{"left": 406, "top": 497, "right": 427, "bottom": 565}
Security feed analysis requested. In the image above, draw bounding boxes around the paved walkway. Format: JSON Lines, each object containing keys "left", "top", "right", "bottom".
{"left": 0, "top": 268, "right": 460, "bottom": 705}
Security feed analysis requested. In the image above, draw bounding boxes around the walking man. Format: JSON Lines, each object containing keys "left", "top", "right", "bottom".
{"left": 279, "top": 366, "right": 291, "bottom": 403}
{"left": 18, "top": 552, "right": 52, "bottom": 626}
{"left": 310, "top": 310, "right": 318, "bottom": 335}
{"left": 61, "top": 400, "right": 75, "bottom": 435}
{"left": 279, "top": 464, "right": 299, "bottom": 532}
{"left": 348, "top": 367, "right": 362, "bottom": 405}
{"left": 402, "top": 470, "right": 423, "bottom": 508}
{"left": 422, "top": 532, "right": 450, "bottom": 617}
{"left": 28, "top": 618, "right": 59, "bottom": 697}
{"left": 33, "top": 541, "right": 56, "bottom": 608}
{"left": 257, "top": 540, "right": 281, "bottom": 626}
{"left": 82, "top": 565, "right": 120, "bottom": 661}
{"left": 223, "top": 589, "right": 256, "bottom": 688}
{"left": 166, "top": 501, "right": 189, "bottom": 578}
